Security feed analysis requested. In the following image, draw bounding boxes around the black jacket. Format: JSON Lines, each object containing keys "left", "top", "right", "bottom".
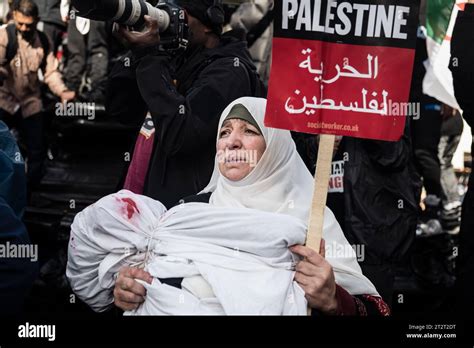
{"left": 450, "top": 3, "right": 474, "bottom": 188}
{"left": 107, "top": 33, "right": 265, "bottom": 208}
{"left": 341, "top": 130, "right": 420, "bottom": 265}
{"left": 450, "top": 2, "right": 474, "bottom": 316}
{"left": 300, "top": 125, "right": 420, "bottom": 265}
{"left": 33, "top": 0, "right": 64, "bottom": 27}
{"left": 450, "top": 4, "right": 474, "bottom": 129}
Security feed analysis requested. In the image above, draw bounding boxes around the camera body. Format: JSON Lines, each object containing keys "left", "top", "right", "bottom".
{"left": 71, "top": 0, "right": 188, "bottom": 51}
{"left": 155, "top": 2, "right": 188, "bottom": 51}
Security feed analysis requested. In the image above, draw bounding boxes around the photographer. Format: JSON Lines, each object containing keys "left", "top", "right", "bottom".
{"left": 108, "top": 0, "right": 265, "bottom": 208}
{"left": 450, "top": 0, "right": 474, "bottom": 315}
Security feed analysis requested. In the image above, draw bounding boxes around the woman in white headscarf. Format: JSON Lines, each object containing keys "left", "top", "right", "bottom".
{"left": 68, "top": 97, "right": 390, "bottom": 315}
{"left": 199, "top": 97, "right": 387, "bottom": 314}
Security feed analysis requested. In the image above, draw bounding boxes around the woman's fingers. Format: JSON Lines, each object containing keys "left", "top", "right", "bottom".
{"left": 294, "top": 269, "right": 338, "bottom": 314}
{"left": 113, "top": 289, "right": 143, "bottom": 311}
{"left": 119, "top": 266, "right": 153, "bottom": 284}
{"left": 295, "top": 260, "right": 318, "bottom": 277}
{"left": 113, "top": 284, "right": 144, "bottom": 311}
{"left": 120, "top": 276, "right": 147, "bottom": 297}
{"left": 294, "top": 275, "right": 321, "bottom": 301}
{"left": 113, "top": 267, "right": 153, "bottom": 311}
{"left": 119, "top": 288, "right": 144, "bottom": 304}
{"left": 126, "top": 267, "right": 153, "bottom": 284}
{"left": 292, "top": 242, "right": 338, "bottom": 314}
{"left": 290, "top": 244, "right": 325, "bottom": 266}
{"left": 290, "top": 244, "right": 317, "bottom": 259}
{"left": 116, "top": 267, "right": 152, "bottom": 296}
{"left": 294, "top": 271, "right": 312, "bottom": 286}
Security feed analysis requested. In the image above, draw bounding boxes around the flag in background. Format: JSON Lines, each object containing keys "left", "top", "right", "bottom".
{"left": 423, "top": 0, "right": 466, "bottom": 109}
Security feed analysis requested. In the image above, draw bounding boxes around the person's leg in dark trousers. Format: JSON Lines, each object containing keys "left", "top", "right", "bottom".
{"left": 411, "top": 99, "right": 443, "bottom": 199}
{"left": 81, "top": 21, "right": 109, "bottom": 104}
{"left": 19, "top": 113, "right": 45, "bottom": 191}
{"left": 64, "top": 17, "right": 86, "bottom": 93}
{"left": 439, "top": 135, "right": 462, "bottom": 204}
{"left": 87, "top": 20, "right": 108, "bottom": 84}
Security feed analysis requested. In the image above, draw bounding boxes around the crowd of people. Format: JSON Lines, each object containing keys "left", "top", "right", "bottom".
{"left": 0, "top": 0, "right": 472, "bottom": 317}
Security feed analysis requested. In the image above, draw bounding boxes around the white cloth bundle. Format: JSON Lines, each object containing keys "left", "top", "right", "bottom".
{"left": 67, "top": 190, "right": 309, "bottom": 315}
{"left": 67, "top": 190, "right": 378, "bottom": 315}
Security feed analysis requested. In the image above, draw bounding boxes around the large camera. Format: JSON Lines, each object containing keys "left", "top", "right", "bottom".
{"left": 71, "top": 0, "right": 188, "bottom": 50}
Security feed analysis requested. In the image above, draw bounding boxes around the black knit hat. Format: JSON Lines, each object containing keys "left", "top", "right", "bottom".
{"left": 176, "top": 0, "right": 224, "bottom": 35}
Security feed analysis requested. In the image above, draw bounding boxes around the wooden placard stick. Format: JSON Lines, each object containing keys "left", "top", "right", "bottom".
{"left": 305, "top": 134, "right": 335, "bottom": 316}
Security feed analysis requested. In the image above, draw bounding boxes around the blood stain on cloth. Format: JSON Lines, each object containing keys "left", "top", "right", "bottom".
{"left": 121, "top": 197, "right": 141, "bottom": 219}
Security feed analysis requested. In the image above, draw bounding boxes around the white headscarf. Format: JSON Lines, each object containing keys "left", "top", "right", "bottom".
{"left": 202, "top": 97, "right": 314, "bottom": 223}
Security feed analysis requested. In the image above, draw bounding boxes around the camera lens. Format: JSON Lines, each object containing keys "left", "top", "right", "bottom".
{"left": 72, "top": 0, "right": 170, "bottom": 32}
{"left": 112, "top": 0, "right": 170, "bottom": 31}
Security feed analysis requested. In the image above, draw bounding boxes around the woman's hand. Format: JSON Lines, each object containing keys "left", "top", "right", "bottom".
{"left": 112, "top": 15, "right": 161, "bottom": 48}
{"left": 113, "top": 267, "right": 153, "bottom": 311}
{"left": 290, "top": 239, "right": 339, "bottom": 315}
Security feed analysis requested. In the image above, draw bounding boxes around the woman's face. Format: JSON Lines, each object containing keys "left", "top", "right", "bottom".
{"left": 217, "top": 118, "right": 266, "bottom": 182}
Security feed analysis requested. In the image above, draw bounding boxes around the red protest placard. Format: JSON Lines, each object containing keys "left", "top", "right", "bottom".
{"left": 265, "top": 0, "right": 420, "bottom": 141}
